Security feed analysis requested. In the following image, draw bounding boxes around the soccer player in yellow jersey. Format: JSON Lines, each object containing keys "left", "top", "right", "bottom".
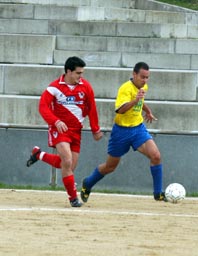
{"left": 81, "top": 62, "right": 166, "bottom": 202}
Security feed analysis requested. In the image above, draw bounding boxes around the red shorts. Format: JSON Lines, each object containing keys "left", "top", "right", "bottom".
{"left": 48, "top": 127, "right": 81, "bottom": 153}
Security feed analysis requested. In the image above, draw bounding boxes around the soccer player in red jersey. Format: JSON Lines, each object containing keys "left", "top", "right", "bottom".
{"left": 27, "top": 56, "right": 103, "bottom": 207}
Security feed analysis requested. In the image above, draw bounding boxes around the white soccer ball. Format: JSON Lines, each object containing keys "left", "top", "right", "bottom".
{"left": 165, "top": 183, "right": 186, "bottom": 203}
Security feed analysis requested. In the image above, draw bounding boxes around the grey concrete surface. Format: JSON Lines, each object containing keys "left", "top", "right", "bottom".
{"left": 176, "top": 39, "right": 198, "bottom": 54}
{"left": 0, "top": 95, "right": 198, "bottom": 133}
{"left": 0, "top": 0, "right": 135, "bottom": 8}
{"left": 122, "top": 52, "right": 193, "bottom": 70}
{"left": 0, "top": 3, "right": 34, "bottom": 19}
{"left": 0, "top": 19, "right": 49, "bottom": 34}
{"left": 0, "top": 128, "right": 197, "bottom": 194}
{"left": 54, "top": 50, "right": 198, "bottom": 70}
{"left": 54, "top": 50, "right": 122, "bottom": 67}
{"left": 0, "top": 66, "right": 3, "bottom": 93}
{"left": 0, "top": 2, "right": 197, "bottom": 24}
{"left": 56, "top": 36, "right": 198, "bottom": 55}
{"left": 47, "top": 21, "right": 197, "bottom": 38}
{"left": 192, "top": 55, "right": 198, "bottom": 70}
{"left": 1, "top": 65, "right": 198, "bottom": 101}
{"left": 0, "top": 35, "right": 55, "bottom": 64}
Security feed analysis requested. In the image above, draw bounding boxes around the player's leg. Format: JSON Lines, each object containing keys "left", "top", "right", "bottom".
{"left": 56, "top": 142, "right": 82, "bottom": 207}
{"left": 138, "top": 139, "right": 166, "bottom": 201}
{"left": 26, "top": 146, "right": 61, "bottom": 168}
{"left": 71, "top": 151, "right": 79, "bottom": 172}
{"left": 81, "top": 124, "right": 130, "bottom": 203}
{"left": 81, "top": 155, "right": 120, "bottom": 202}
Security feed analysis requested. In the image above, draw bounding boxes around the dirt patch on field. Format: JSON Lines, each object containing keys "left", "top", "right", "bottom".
{"left": 0, "top": 189, "right": 197, "bottom": 256}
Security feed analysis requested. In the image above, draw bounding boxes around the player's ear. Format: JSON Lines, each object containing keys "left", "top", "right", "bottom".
{"left": 132, "top": 71, "right": 137, "bottom": 78}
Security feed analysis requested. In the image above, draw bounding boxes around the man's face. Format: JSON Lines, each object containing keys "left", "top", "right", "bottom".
{"left": 66, "top": 67, "right": 84, "bottom": 84}
{"left": 133, "top": 68, "right": 150, "bottom": 89}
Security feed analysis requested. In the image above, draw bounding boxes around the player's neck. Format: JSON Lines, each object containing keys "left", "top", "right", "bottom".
{"left": 130, "top": 78, "right": 140, "bottom": 89}
{"left": 64, "top": 75, "right": 76, "bottom": 85}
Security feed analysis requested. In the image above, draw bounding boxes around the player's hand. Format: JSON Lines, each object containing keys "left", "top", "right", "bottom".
{"left": 144, "top": 113, "right": 158, "bottom": 123}
{"left": 136, "top": 88, "right": 145, "bottom": 101}
{"left": 55, "top": 120, "right": 68, "bottom": 133}
{"left": 93, "top": 131, "right": 103, "bottom": 141}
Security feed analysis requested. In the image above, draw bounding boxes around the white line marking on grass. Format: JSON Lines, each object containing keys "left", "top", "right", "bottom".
{"left": 0, "top": 207, "right": 198, "bottom": 218}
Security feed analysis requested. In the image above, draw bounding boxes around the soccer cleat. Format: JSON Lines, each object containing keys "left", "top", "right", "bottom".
{"left": 26, "top": 146, "right": 41, "bottom": 167}
{"left": 70, "top": 197, "right": 83, "bottom": 207}
{"left": 80, "top": 179, "right": 91, "bottom": 203}
{"left": 154, "top": 192, "right": 167, "bottom": 202}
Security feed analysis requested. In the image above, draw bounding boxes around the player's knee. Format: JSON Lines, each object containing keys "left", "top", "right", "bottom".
{"left": 61, "top": 156, "right": 72, "bottom": 169}
{"left": 100, "top": 165, "right": 116, "bottom": 175}
{"left": 151, "top": 151, "right": 161, "bottom": 164}
{"left": 104, "top": 163, "right": 117, "bottom": 174}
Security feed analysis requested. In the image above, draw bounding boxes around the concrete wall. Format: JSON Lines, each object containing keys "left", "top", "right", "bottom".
{"left": 0, "top": 128, "right": 197, "bottom": 194}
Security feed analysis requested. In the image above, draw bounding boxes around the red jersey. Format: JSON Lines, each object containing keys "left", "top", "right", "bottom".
{"left": 39, "top": 75, "right": 100, "bottom": 133}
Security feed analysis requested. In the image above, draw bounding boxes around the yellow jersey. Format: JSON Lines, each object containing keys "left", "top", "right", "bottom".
{"left": 114, "top": 79, "right": 148, "bottom": 127}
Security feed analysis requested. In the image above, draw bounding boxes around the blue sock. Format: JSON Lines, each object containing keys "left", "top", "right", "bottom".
{"left": 150, "top": 164, "right": 163, "bottom": 194}
{"left": 85, "top": 167, "right": 104, "bottom": 189}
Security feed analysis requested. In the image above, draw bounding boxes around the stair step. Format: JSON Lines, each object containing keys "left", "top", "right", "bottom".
{"left": 56, "top": 36, "right": 198, "bottom": 54}
{"left": 54, "top": 50, "right": 197, "bottom": 70}
{"left": 0, "top": 3, "right": 197, "bottom": 25}
{"left": 0, "top": 0, "right": 135, "bottom": 9}
{"left": 0, "top": 34, "right": 55, "bottom": 64}
{"left": 0, "top": 95, "right": 197, "bottom": 132}
{"left": 0, "top": 64, "right": 197, "bottom": 101}
{"left": 1, "top": 19, "right": 197, "bottom": 39}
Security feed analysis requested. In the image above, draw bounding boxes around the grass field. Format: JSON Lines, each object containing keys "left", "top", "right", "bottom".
{"left": 157, "top": 0, "right": 198, "bottom": 10}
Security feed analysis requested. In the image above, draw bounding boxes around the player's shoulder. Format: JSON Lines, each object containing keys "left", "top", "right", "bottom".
{"left": 119, "top": 80, "right": 132, "bottom": 91}
{"left": 122, "top": 79, "right": 131, "bottom": 86}
{"left": 79, "top": 78, "right": 93, "bottom": 92}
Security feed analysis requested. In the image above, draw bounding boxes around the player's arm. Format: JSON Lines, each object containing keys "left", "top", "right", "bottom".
{"left": 86, "top": 85, "right": 103, "bottom": 141}
{"left": 39, "top": 90, "right": 67, "bottom": 133}
{"left": 143, "top": 103, "right": 157, "bottom": 123}
{"left": 116, "top": 88, "right": 145, "bottom": 114}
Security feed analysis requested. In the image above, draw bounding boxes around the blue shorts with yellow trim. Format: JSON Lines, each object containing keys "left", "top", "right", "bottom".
{"left": 108, "top": 123, "right": 152, "bottom": 157}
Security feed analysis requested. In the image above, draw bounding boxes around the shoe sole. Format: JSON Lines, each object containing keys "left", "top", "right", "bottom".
{"left": 80, "top": 180, "right": 91, "bottom": 203}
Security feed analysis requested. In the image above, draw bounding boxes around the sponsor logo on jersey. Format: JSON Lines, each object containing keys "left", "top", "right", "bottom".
{"left": 57, "top": 95, "right": 83, "bottom": 105}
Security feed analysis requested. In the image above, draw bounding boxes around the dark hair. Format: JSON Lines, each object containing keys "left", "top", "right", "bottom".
{"left": 64, "top": 56, "right": 86, "bottom": 73}
{"left": 133, "top": 62, "right": 149, "bottom": 74}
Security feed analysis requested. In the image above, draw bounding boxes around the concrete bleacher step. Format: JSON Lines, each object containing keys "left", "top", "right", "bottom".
{"left": 0, "top": 34, "right": 55, "bottom": 64}
{"left": 56, "top": 36, "right": 198, "bottom": 55}
{"left": 0, "top": 1, "right": 197, "bottom": 135}
{"left": 1, "top": 64, "right": 197, "bottom": 101}
{"left": 1, "top": 33, "right": 197, "bottom": 69}
{"left": 55, "top": 50, "right": 193, "bottom": 70}
{"left": 0, "top": 3, "right": 197, "bottom": 25}
{"left": 0, "top": 0, "right": 136, "bottom": 8}
{"left": 54, "top": 40, "right": 198, "bottom": 69}
{"left": 49, "top": 21, "right": 198, "bottom": 39}
{"left": 0, "top": 0, "right": 195, "bottom": 15}
{"left": 0, "top": 95, "right": 198, "bottom": 133}
{"left": 1, "top": 19, "right": 197, "bottom": 39}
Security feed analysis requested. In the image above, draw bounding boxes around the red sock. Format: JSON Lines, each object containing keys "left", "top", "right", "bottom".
{"left": 40, "top": 153, "right": 61, "bottom": 168}
{"left": 62, "top": 175, "right": 77, "bottom": 201}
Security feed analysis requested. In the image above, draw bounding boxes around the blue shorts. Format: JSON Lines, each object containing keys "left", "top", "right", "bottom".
{"left": 108, "top": 123, "right": 152, "bottom": 157}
